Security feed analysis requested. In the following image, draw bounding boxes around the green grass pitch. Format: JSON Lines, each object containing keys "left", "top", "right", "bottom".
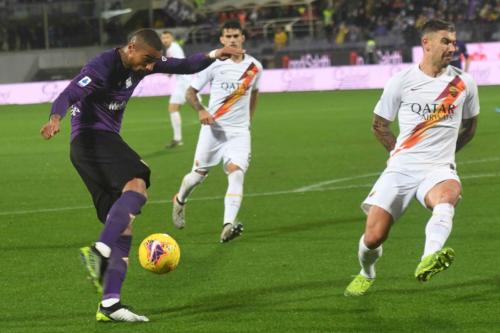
{"left": 0, "top": 87, "right": 499, "bottom": 332}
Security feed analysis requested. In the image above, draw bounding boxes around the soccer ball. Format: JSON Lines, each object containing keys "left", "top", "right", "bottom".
{"left": 138, "top": 233, "right": 180, "bottom": 274}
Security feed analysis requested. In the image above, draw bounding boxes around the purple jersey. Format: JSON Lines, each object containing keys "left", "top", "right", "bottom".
{"left": 450, "top": 41, "right": 468, "bottom": 69}
{"left": 50, "top": 48, "right": 213, "bottom": 140}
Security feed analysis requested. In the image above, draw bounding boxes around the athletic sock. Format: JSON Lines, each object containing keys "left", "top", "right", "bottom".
{"left": 177, "top": 171, "right": 206, "bottom": 203}
{"left": 223, "top": 170, "right": 244, "bottom": 224}
{"left": 358, "top": 235, "right": 382, "bottom": 279}
{"left": 102, "top": 235, "right": 132, "bottom": 302}
{"left": 170, "top": 111, "right": 182, "bottom": 141}
{"left": 422, "top": 203, "right": 454, "bottom": 259}
{"left": 98, "top": 191, "right": 146, "bottom": 248}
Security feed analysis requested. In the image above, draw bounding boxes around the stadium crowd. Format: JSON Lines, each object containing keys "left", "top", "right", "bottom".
{"left": 0, "top": 0, "right": 498, "bottom": 51}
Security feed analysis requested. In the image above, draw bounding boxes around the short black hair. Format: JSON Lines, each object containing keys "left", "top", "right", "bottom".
{"left": 220, "top": 20, "right": 243, "bottom": 36}
{"left": 129, "top": 28, "right": 163, "bottom": 51}
{"left": 162, "top": 30, "right": 174, "bottom": 37}
{"left": 420, "top": 19, "right": 455, "bottom": 37}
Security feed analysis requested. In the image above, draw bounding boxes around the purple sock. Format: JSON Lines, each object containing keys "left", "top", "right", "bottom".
{"left": 103, "top": 235, "right": 132, "bottom": 300}
{"left": 98, "top": 191, "right": 146, "bottom": 248}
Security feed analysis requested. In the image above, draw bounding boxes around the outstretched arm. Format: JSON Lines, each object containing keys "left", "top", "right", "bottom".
{"left": 372, "top": 114, "right": 397, "bottom": 152}
{"left": 40, "top": 72, "right": 102, "bottom": 139}
{"left": 456, "top": 116, "right": 477, "bottom": 152}
{"left": 150, "top": 47, "right": 244, "bottom": 75}
{"left": 186, "top": 86, "right": 213, "bottom": 125}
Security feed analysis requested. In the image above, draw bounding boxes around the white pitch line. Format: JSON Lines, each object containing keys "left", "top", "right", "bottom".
{"left": 292, "top": 172, "right": 380, "bottom": 192}
{"left": 458, "top": 156, "right": 500, "bottom": 165}
{"left": 1, "top": 172, "right": 499, "bottom": 217}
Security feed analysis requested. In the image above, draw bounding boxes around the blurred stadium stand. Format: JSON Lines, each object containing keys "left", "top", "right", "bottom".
{"left": 0, "top": 0, "right": 498, "bottom": 83}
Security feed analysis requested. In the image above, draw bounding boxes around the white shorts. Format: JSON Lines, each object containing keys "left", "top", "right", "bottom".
{"left": 361, "top": 166, "right": 461, "bottom": 220}
{"left": 169, "top": 79, "right": 201, "bottom": 105}
{"left": 192, "top": 125, "right": 251, "bottom": 174}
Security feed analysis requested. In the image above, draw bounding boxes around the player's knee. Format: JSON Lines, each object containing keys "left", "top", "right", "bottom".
{"left": 363, "top": 232, "right": 386, "bottom": 249}
{"left": 123, "top": 178, "right": 148, "bottom": 199}
{"left": 226, "top": 162, "right": 243, "bottom": 174}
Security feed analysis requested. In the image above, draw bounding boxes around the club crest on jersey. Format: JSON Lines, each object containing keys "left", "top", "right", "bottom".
{"left": 70, "top": 105, "right": 81, "bottom": 117}
{"left": 125, "top": 77, "right": 132, "bottom": 88}
{"left": 449, "top": 86, "right": 458, "bottom": 97}
{"left": 77, "top": 76, "right": 92, "bottom": 87}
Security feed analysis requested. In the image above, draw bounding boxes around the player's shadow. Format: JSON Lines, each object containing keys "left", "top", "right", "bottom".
{"left": 188, "top": 216, "right": 361, "bottom": 239}
{"left": 379, "top": 275, "right": 500, "bottom": 300}
{"left": 252, "top": 216, "right": 360, "bottom": 236}
{"left": 0, "top": 242, "right": 86, "bottom": 251}
{"left": 148, "top": 278, "right": 370, "bottom": 318}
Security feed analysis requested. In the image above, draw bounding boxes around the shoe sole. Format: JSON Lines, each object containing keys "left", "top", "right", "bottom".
{"left": 416, "top": 248, "right": 455, "bottom": 282}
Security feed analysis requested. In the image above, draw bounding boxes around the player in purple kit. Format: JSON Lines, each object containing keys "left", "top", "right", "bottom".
{"left": 40, "top": 28, "right": 242, "bottom": 322}
{"left": 450, "top": 40, "right": 470, "bottom": 72}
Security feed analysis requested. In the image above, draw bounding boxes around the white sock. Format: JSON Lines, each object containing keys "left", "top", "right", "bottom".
{"left": 101, "top": 298, "right": 120, "bottom": 307}
{"left": 170, "top": 111, "right": 182, "bottom": 141}
{"left": 422, "top": 203, "right": 454, "bottom": 259}
{"left": 95, "top": 241, "right": 111, "bottom": 258}
{"left": 224, "top": 170, "right": 244, "bottom": 225}
{"left": 358, "top": 235, "right": 382, "bottom": 279}
{"left": 177, "top": 171, "right": 206, "bottom": 203}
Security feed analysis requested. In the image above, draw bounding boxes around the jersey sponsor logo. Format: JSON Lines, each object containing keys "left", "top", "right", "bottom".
{"left": 77, "top": 76, "right": 92, "bottom": 87}
{"left": 213, "top": 63, "right": 259, "bottom": 120}
{"left": 392, "top": 75, "right": 465, "bottom": 157}
{"left": 220, "top": 82, "right": 242, "bottom": 92}
{"left": 410, "top": 103, "right": 456, "bottom": 121}
{"left": 108, "top": 100, "right": 127, "bottom": 111}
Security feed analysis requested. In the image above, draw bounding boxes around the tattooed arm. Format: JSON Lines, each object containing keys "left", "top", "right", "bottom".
{"left": 456, "top": 116, "right": 478, "bottom": 152}
{"left": 372, "top": 114, "right": 397, "bottom": 152}
{"left": 186, "top": 86, "right": 214, "bottom": 125}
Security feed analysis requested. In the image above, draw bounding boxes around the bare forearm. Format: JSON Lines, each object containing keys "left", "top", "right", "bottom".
{"left": 250, "top": 90, "right": 258, "bottom": 120}
{"left": 456, "top": 117, "right": 477, "bottom": 152}
{"left": 153, "top": 53, "right": 214, "bottom": 75}
{"left": 186, "top": 87, "right": 205, "bottom": 112}
{"left": 372, "top": 115, "right": 396, "bottom": 152}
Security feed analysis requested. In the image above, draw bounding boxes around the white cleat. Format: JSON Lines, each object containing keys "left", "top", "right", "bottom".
{"left": 220, "top": 222, "right": 244, "bottom": 243}
{"left": 96, "top": 302, "right": 149, "bottom": 322}
{"left": 172, "top": 194, "right": 186, "bottom": 229}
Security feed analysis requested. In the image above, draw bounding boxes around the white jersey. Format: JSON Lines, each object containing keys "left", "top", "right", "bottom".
{"left": 165, "top": 41, "right": 191, "bottom": 84}
{"left": 374, "top": 64, "right": 479, "bottom": 170}
{"left": 191, "top": 54, "right": 263, "bottom": 131}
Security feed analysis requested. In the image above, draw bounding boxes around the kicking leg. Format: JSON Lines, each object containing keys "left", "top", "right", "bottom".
{"left": 415, "top": 179, "right": 460, "bottom": 282}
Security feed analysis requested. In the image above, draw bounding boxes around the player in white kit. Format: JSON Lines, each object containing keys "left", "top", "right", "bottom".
{"left": 161, "top": 31, "right": 200, "bottom": 148}
{"left": 345, "top": 19, "right": 479, "bottom": 296}
{"left": 171, "top": 20, "right": 263, "bottom": 242}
